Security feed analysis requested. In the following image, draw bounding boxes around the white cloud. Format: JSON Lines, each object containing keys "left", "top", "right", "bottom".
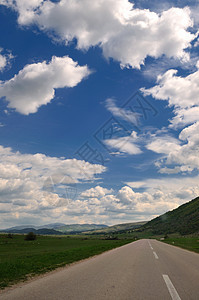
{"left": 142, "top": 53, "right": 199, "bottom": 80}
{"left": 105, "top": 98, "right": 140, "bottom": 127}
{"left": 0, "top": 47, "right": 13, "bottom": 71}
{"left": 126, "top": 175, "right": 199, "bottom": 217}
{"left": 0, "top": 144, "right": 198, "bottom": 226}
{"left": 148, "top": 131, "right": 199, "bottom": 174}
{"left": 170, "top": 106, "right": 199, "bottom": 128}
{"left": 146, "top": 135, "right": 181, "bottom": 154}
{"left": 0, "top": 54, "right": 7, "bottom": 71}
{"left": 142, "top": 65, "right": 199, "bottom": 109}
{"left": 145, "top": 123, "right": 199, "bottom": 173}
{"left": 127, "top": 175, "right": 199, "bottom": 202}
{"left": 78, "top": 181, "right": 199, "bottom": 223}
{"left": 104, "top": 131, "right": 142, "bottom": 155}
{"left": 158, "top": 165, "right": 193, "bottom": 174}
{"left": 80, "top": 186, "right": 113, "bottom": 198}
{"left": 77, "top": 184, "right": 172, "bottom": 222}
{"left": 0, "top": 0, "right": 196, "bottom": 68}
{"left": 103, "top": 6, "right": 194, "bottom": 68}
{"left": 141, "top": 62, "right": 199, "bottom": 174}
{"left": 104, "top": 99, "right": 142, "bottom": 156}
{"left": 0, "top": 145, "right": 107, "bottom": 227}
{"left": 0, "top": 56, "right": 91, "bottom": 114}
{"left": 117, "top": 186, "right": 150, "bottom": 205}
{"left": 141, "top": 63, "right": 199, "bottom": 128}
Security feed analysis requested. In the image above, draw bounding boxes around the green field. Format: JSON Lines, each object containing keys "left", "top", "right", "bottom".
{"left": 0, "top": 234, "right": 133, "bottom": 289}
{"left": 162, "top": 236, "right": 199, "bottom": 253}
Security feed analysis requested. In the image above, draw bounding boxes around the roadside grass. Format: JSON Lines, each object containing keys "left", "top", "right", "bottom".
{"left": 0, "top": 234, "right": 133, "bottom": 289}
{"left": 161, "top": 236, "right": 199, "bottom": 254}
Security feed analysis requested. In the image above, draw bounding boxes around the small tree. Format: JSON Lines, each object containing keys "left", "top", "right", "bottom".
{"left": 25, "top": 232, "right": 36, "bottom": 241}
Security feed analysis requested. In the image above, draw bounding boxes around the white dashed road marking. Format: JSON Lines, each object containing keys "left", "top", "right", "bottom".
{"left": 153, "top": 251, "right": 159, "bottom": 259}
{"left": 148, "top": 241, "right": 153, "bottom": 250}
{"left": 163, "top": 274, "right": 181, "bottom": 300}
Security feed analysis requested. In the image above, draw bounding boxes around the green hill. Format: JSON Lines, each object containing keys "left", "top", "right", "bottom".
{"left": 57, "top": 224, "right": 107, "bottom": 233}
{"left": 85, "top": 221, "right": 147, "bottom": 234}
{"left": 141, "top": 196, "right": 199, "bottom": 235}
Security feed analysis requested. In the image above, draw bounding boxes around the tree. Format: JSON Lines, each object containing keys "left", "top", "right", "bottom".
{"left": 25, "top": 232, "right": 36, "bottom": 241}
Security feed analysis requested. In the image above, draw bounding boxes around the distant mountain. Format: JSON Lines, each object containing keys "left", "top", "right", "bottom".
{"left": 3, "top": 225, "right": 36, "bottom": 231}
{"left": 1, "top": 227, "right": 63, "bottom": 235}
{"left": 1, "top": 223, "right": 66, "bottom": 232}
{"left": 57, "top": 224, "right": 108, "bottom": 233}
{"left": 1, "top": 222, "right": 151, "bottom": 235}
{"left": 140, "top": 196, "right": 199, "bottom": 235}
{"left": 1, "top": 223, "right": 108, "bottom": 234}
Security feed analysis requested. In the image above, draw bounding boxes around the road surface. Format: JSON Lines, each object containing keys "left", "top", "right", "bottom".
{"left": 1, "top": 239, "right": 199, "bottom": 300}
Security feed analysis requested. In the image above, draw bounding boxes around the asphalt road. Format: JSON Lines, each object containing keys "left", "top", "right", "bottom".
{"left": 1, "top": 239, "right": 199, "bottom": 300}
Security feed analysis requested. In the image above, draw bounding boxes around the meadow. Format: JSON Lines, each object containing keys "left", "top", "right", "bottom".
{"left": 0, "top": 234, "right": 133, "bottom": 289}
{"left": 162, "top": 236, "right": 199, "bottom": 254}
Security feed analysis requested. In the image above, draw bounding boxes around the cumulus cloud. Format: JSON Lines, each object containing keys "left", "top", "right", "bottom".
{"left": 0, "top": 56, "right": 91, "bottom": 114}
{"left": 145, "top": 122, "right": 199, "bottom": 173}
{"left": 78, "top": 180, "right": 199, "bottom": 224}
{"left": 126, "top": 176, "right": 199, "bottom": 218}
{"left": 0, "top": 142, "right": 198, "bottom": 227}
{"left": 127, "top": 175, "right": 199, "bottom": 202}
{"left": 0, "top": 145, "right": 106, "bottom": 183}
{"left": 142, "top": 64, "right": 199, "bottom": 109}
{"left": 170, "top": 106, "right": 199, "bottom": 128}
{"left": 81, "top": 186, "right": 113, "bottom": 198}
{"left": 140, "top": 59, "right": 199, "bottom": 174}
{"left": 75, "top": 185, "right": 175, "bottom": 223}
{"left": 0, "top": 145, "right": 106, "bottom": 227}
{"left": 0, "top": 0, "right": 196, "bottom": 68}
{"left": 141, "top": 63, "right": 199, "bottom": 128}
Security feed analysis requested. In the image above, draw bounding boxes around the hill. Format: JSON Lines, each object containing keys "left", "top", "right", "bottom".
{"left": 85, "top": 221, "right": 147, "bottom": 234}
{"left": 141, "top": 196, "right": 199, "bottom": 235}
{"left": 57, "top": 224, "right": 108, "bottom": 233}
{"left": 1, "top": 223, "right": 66, "bottom": 231}
{"left": 37, "top": 223, "right": 66, "bottom": 229}
{"left": 1, "top": 224, "right": 108, "bottom": 234}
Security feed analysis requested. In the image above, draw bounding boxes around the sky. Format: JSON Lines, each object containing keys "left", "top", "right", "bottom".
{"left": 0, "top": 0, "right": 199, "bottom": 228}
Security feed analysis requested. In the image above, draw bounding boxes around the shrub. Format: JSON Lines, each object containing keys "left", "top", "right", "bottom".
{"left": 7, "top": 233, "right": 13, "bottom": 239}
{"left": 25, "top": 232, "right": 36, "bottom": 241}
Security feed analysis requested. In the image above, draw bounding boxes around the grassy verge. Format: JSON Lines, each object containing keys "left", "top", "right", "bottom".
{"left": 0, "top": 234, "right": 133, "bottom": 289}
{"left": 162, "top": 236, "right": 199, "bottom": 254}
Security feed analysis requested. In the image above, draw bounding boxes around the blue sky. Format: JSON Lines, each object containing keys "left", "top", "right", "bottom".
{"left": 0, "top": 0, "right": 199, "bottom": 228}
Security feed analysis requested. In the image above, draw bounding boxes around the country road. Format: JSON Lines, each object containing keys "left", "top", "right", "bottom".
{"left": 1, "top": 239, "right": 199, "bottom": 300}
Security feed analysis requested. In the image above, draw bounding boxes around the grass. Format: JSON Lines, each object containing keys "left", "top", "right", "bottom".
{"left": 162, "top": 236, "right": 199, "bottom": 254}
{"left": 0, "top": 234, "right": 134, "bottom": 289}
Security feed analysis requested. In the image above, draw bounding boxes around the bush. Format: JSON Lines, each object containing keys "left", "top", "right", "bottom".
{"left": 7, "top": 233, "right": 13, "bottom": 239}
{"left": 25, "top": 232, "right": 36, "bottom": 241}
